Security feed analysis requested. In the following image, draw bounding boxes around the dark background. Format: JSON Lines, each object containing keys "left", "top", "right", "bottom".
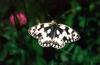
{"left": 0, "top": 0, "right": 100, "bottom": 65}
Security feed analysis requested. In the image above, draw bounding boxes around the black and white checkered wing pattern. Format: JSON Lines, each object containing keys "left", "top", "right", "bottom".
{"left": 49, "top": 24, "right": 80, "bottom": 49}
{"left": 28, "top": 22, "right": 53, "bottom": 47}
{"left": 28, "top": 21, "right": 80, "bottom": 49}
{"left": 58, "top": 24, "right": 80, "bottom": 43}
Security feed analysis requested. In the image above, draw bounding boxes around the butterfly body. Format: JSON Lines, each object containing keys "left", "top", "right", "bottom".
{"left": 28, "top": 20, "right": 80, "bottom": 49}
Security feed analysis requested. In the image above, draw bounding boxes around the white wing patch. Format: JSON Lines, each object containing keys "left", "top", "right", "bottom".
{"left": 28, "top": 20, "right": 80, "bottom": 49}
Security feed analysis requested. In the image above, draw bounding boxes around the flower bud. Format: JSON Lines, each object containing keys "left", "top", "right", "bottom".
{"left": 9, "top": 11, "right": 27, "bottom": 27}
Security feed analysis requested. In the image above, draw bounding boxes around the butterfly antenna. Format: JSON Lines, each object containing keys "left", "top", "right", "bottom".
{"left": 47, "top": 14, "right": 54, "bottom": 20}
{"left": 58, "top": 9, "right": 73, "bottom": 18}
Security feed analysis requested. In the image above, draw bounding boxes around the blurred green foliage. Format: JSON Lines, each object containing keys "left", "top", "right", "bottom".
{"left": 0, "top": 0, "right": 100, "bottom": 65}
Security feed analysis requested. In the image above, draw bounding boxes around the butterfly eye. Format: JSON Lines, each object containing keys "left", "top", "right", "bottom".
{"left": 47, "top": 29, "right": 51, "bottom": 34}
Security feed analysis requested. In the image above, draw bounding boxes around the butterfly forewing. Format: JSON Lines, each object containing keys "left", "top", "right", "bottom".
{"left": 28, "top": 22, "right": 51, "bottom": 38}
{"left": 58, "top": 24, "right": 80, "bottom": 43}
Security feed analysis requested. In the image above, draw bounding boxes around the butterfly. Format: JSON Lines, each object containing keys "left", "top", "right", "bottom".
{"left": 28, "top": 20, "right": 80, "bottom": 49}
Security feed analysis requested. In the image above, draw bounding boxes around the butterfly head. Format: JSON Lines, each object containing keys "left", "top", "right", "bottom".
{"left": 51, "top": 20, "right": 56, "bottom": 24}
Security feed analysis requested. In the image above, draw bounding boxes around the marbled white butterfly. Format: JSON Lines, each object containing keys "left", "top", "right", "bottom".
{"left": 28, "top": 20, "right": 80, "bottom": 49}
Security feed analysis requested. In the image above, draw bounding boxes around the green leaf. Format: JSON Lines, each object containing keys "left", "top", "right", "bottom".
{"left": 79, "top": 17, "right": 86, "bottom": 28}
{"left": 34, "top": 56, "right": 47, "bottom": 65}
{"left": 31, "top": 39, "right": 43, "bottom": 56}
{"left": 0, "top": 49, "right": 6, "bottom": 61}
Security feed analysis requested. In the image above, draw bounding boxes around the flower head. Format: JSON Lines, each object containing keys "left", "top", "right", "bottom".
{"left": 9, "top": 11, "right": 27, "bottom": 28}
